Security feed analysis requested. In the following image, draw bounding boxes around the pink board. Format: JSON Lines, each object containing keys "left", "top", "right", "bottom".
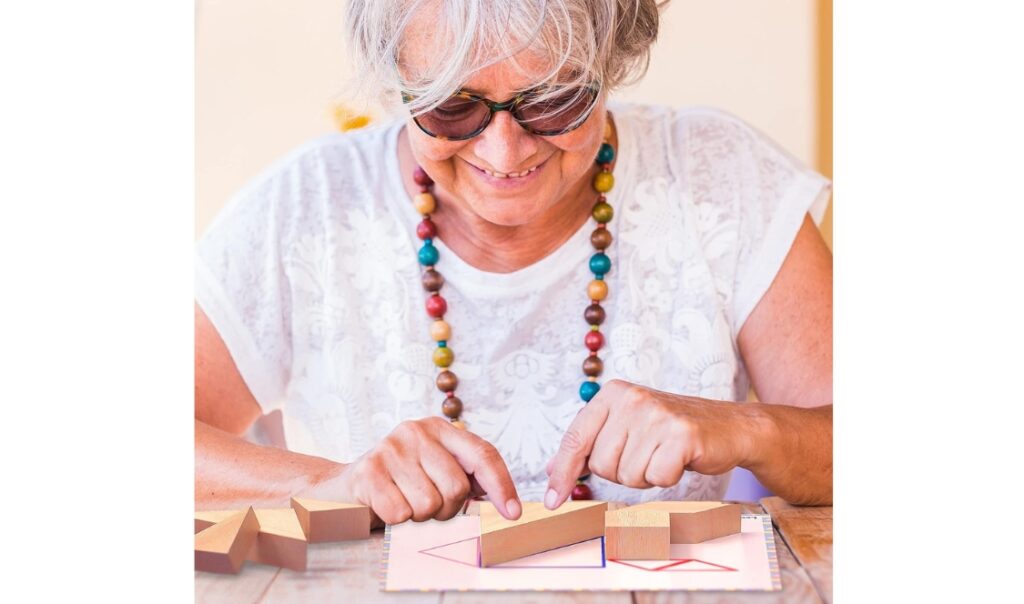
{"left": 382, "top": 513, "right": 781, "bottom": 592}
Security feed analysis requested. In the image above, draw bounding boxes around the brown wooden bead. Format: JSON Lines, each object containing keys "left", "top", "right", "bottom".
{"left": 422, "top": 269, "right": 445, "bottom": 292}
{"left": 582, "top": 356, "right": 603, "bottom": 377}
{"left": 584, "top": 303, "right": 606, "bottom": 325}
{"left": 436, "top": 370, "right": 458, "bottom": 393}
{"left": 590, "top": 228, "right": 613, "bottom": 250}
{"left": 442, "top": 396, "right": 463, "bottom": 419}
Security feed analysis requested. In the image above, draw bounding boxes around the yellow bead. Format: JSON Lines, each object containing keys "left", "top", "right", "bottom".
{"left": 433, "top": 346, "right": 454, "bottom": 367}
{"left": 593, "top": 172, "right": 614, "bottom": 193}
{"left": 451, "top": 420, "right": 467, "bottom": 430}
{"left": 429, "top": 319, "right": 451, "bottom": 341}
{"left": 413, "top": 192, "right": 436, "bottom": 215}
{"left": 588, "top": 279, "right": 608, "bottom": 301}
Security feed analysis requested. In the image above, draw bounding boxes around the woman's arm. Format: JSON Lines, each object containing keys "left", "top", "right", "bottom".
{"left": 195, "top": 304, "right": 522, "bottom": 523}
{"left": 545, "top": 214, "right": 832, "bottom": 507}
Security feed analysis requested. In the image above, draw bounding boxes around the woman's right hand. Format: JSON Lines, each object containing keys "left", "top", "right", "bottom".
{"left": 329, "top": 417, "right": 522, "bottom": 527}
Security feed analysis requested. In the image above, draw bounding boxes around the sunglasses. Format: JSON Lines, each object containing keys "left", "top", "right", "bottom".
{"left": 402, "top": 84, "right": 600, "bottom": 141}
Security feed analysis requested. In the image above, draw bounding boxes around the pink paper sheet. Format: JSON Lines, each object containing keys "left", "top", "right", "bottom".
{"left": 382, "top": 513, "right": 781, "bottom": 592}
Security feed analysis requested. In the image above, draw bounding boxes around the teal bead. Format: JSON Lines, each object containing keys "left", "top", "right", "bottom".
{"left": 580, "top": 381, "right": 601, "bottom": 402}
{"left": 418, "top": 242, "right": 439, "bottom": 265}
{"left": 596, "top": 142, "right": 615, "bottom": 164}
{"left": 438, "top": 340, "right": 447, "bottom": 348}
{"left": 589, "top": 253, "right": 611, "bottom": 276}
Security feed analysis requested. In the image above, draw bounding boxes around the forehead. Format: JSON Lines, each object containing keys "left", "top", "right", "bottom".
{"left": 397, "top": 1, "right": 562, "bottom": 97}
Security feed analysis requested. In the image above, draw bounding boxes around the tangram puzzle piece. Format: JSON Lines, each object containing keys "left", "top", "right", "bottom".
{"left": 290, "top": 497, "right": 370, "bottom": 543}
{"left": 194, "top": 508, "right": 308, "bottom": 571}
{"left": 194, "top": 507, "right": 259, "bottom": 574}
{"left": 604, "top": 501, "right": 742, "bottom": 560}
{"left": 479, "top": 500, "right": 607, "bottom": 567}
{"left": 604, "top": 508, "right": 670, "bottom": 560}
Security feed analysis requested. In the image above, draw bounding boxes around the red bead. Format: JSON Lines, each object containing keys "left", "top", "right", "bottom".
{"left": 413, "top": 166, "right": 433, "bottom": 186}
{"left": 585, "top": 330, "right": 604, "bottom": 352}
{"left": 571, "top": 482, "right": 593, "bottom": 501}
{"left": 425, "top": 294, "right": 447, "bottom": 318}
{"left": 416, "top": 219, "right": 437, "bottom": 240}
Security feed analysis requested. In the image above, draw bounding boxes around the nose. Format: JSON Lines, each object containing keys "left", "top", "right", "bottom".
{"left": 471, "top": 110, "right": 538, "bottom": 173}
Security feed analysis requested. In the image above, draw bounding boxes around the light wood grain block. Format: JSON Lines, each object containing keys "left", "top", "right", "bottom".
{"left": 479, "top": 500, "right": 607, "bottom": 566}
{"left": 604, "top": 509, "right": 670, "bottom": 560}
{"left": 629, "top": 501, "right": 742, "bottom": 544}
{"left": 194, "top": 507, "right": 259, "bottom": 574}
{"left": 195, "top": 508, "right": 308, "bottom": 571}
{"left": 290, "top": 497, "right": 370, "bottom": 542}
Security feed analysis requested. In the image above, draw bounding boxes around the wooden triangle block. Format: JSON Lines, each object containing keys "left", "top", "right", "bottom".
{"left": 604, "top": 508, "right": 670, "bottom": 560}
{"left": 194, "top": 507, "right": 259, "bottom": 574}
{"left": 628, "top": 501, "right": 742, "bottom": 544}
{"left": 194, "top": 508, "right": 308, "bottom": 571}
{"left": 251, "top": 509, "right": 308, "bottom": 572}
{"left": 479, "top": 500, "right": 607, "bottom": 567}
{"left": 290, "top": 497, "right": 370, "bottom": 543}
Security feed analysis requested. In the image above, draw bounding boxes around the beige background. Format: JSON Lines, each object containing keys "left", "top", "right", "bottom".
{"left": 196, "top": 0, "right": 833, "bottom": 246}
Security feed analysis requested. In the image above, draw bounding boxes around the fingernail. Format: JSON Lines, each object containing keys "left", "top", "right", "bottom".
{"left": 544, "top": 488, "right": 559, "bottom": 510}
{"left": 505, "top": 498, "right": 521, "bottom": 519}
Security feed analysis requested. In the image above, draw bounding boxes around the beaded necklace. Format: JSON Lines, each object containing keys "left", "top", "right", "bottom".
{"left": 410, "top": 121, "right": 616, "bottom": 501}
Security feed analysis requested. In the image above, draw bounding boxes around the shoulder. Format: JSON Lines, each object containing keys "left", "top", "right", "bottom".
{"left": 203, "top": 120, "right": 403, "bottom": 237}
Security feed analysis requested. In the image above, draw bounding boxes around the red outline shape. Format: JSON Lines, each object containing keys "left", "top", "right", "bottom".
{"left": 608, "top": 558, "right": 738, "bottom": 572}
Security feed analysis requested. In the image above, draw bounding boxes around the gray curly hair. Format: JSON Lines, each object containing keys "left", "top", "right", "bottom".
{"left": 344, "top": 0, "right": 667, "bottom": 118}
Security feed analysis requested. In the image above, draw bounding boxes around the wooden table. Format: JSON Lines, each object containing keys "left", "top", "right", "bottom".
{"left": 196, "top": 498, "right": 832, "bottom": 603}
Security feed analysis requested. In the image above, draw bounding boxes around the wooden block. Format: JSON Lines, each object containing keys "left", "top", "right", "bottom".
{"left": 251, "top": 509, "right": 308, "bottom": 571}
{"left": 290, "top": 497, "right": 370, "bottom": 543}
{"left": 478, "top": 500, "right": 607, "bottom": 567}
{"left": 195, "top": 509, "right": 239, "bottom": 533}
{"left": 604, "top": 508, "right": 671, "bottom": 560}
{"left": 194, "top": 508, "right": 308, "bottom": 571}
{"left": 630, "top": 501, "right": 742, "bottom": 544}
{"left": 195, "top": 507, "right": 259, "bottom": 574}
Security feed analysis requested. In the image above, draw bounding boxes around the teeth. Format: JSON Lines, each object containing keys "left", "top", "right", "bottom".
{"left": 483, "top": 165, "right": 539, "bottom": 178}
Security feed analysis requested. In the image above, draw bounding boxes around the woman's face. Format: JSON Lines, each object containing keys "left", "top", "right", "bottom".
{"left": 400, "top": 46, "right": 607, "bottom": 228}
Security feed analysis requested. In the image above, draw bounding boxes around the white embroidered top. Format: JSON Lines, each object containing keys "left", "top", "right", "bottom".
{"left": 195, "top": 102, "right": 831, "bottom": 504}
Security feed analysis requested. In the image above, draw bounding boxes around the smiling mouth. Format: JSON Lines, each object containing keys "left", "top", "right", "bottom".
{"left": 473, "top": 161, "right": 544, "bottom": 179}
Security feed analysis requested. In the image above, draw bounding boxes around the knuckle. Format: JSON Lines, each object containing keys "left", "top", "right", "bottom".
{"left": 393, "top": 420, "right": 423, "bottom": 440}
{"left": 645, "top": 465, "right": 681, "bottom": 488}
{"left": 559, "top": 428, "right": 587, "bottom": 454}
{"left": 623, "top": 385, "right": 649, "bottom": 409}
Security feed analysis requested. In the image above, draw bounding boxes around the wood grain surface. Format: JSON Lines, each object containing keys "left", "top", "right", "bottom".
{"left": 196, "top": 501, "right": 832, "bottom": 603}
{"left": 760, "top": 497, "right": 833, "bottom": 604}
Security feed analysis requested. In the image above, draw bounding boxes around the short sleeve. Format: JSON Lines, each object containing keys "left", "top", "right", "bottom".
{"left": 194, "top": 150, "right": 312, "bottom": 414}
{"left": 676, "top": 108, "right": 832, "bottom": 337}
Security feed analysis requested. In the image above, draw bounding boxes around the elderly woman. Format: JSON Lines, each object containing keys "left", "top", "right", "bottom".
{"left": 195, "top": 0, "right": 832, "bottom": 526}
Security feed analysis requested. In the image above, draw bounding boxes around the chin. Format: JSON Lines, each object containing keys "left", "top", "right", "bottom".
{"left": 465, "top": 196, "right": 546, "bottom": 227}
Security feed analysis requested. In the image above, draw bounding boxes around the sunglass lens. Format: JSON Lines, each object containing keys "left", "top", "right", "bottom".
{"left": 416, "top": 96, "right": 490, "bottom": 139}
{"left": 517, "top": 88, "right": 594, "bottom": 134}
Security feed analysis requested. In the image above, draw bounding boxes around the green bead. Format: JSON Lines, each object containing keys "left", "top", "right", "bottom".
{"left": 579, "top": 381, "right": 601, "bottom": 402}
{"left": 418, "top": 242, "right": 439, "bottom": 266}
{"left": 592, "top": 201, "right": 614, "bottom": 223}
{"left": 593, "top": 171, "right": 614, "bottom": 193}
{"left": 596, "top": 143, "right": 615, "bottom": 164}
{"left": 589, "top": 253, "right": 610, "bottom": 276}
{"left": 433, "top": 346, "right": 454, "bottom": 368}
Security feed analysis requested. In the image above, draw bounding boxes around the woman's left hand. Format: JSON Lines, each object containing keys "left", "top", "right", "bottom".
{"left": 544, "top": 379, "right": 768, "bottom": 509}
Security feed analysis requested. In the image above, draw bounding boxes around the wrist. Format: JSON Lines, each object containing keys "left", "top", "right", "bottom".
{"left": 738, "top": 402, "right": 781, "bottom": 471}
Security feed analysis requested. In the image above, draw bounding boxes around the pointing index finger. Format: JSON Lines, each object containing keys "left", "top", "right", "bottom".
{"left": 435, "top": 421, "right": 522, "bottom": 520}
{"left": 545, "top": 392, "right": 610, "bottom": 509}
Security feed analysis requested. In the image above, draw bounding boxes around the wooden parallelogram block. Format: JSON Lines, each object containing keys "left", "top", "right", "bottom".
{"left": 195, "top": 508, "right": 308, "bottom": 571}
{"left": 478, "top": 500, "right": 607, "bottom": 567}
{"left": 290, "top": 497, "right": 370, "bottom": 543}
{"left": 629, "top": 501, "right": 742, "bottom": 544}
{"left": 194, "top": 507, "right": 259, "bottom": 574}
{"left": 604, "top": 508, "right": 670, "bottom": 560}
